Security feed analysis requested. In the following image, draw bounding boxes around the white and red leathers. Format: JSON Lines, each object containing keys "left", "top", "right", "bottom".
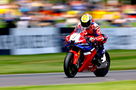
{"left": 67, "top": 20, "right": 107, "bottom": 44}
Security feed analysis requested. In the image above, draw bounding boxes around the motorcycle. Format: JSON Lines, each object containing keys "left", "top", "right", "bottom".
{"left": 64, "top": 29, "right": 110, "bottom": 78}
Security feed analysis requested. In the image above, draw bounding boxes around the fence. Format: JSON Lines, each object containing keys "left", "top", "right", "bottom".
{"left": 0, "top": 27, "right": 136, "bottom": 55}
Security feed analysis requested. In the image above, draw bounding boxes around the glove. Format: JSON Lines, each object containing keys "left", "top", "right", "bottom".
{"left": 89, "top": 37, "right": 95, "bottom": 43}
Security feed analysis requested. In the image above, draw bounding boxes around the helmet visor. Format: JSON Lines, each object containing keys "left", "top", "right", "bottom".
{"left": 81, "top": 20, "right": 91, "bottom": 27}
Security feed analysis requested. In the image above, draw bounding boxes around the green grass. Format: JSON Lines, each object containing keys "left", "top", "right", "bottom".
{"left": 108, "top": 50, "right": 136, "bottom": 70}
{"left": 0, "top": 50, "right": 135, "bottom": 74}
{"left": 100, "top": 21, "right": 136, "bottom": 28}
{"left": 0, "top": 53, "right": 66, "bottom": 74}
{"left": 0, "top": 80, "right": 136, "bottom": 90}
{"left": 130, "top": 22, "right": 136, "bottom": 27}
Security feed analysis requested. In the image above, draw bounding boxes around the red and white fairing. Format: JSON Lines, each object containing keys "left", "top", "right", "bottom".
{"left": 65, "top": 30, "right": 88, "bottom": 44}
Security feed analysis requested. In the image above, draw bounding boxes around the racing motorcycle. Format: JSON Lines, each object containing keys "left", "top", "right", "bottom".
{"left": 64, "top": 29, "right": 110, "bottom": 78}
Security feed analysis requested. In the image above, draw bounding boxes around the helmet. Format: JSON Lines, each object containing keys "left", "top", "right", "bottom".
{"left": 80, "top": 14, "right": 92, "bottom": 28}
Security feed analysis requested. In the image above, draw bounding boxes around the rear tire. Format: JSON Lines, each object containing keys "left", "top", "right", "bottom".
{"left": 64, "top": 52, "right": 78, "bottom": 78}
{"left": 93, "top": 51, "right": 110, "bottom": 77}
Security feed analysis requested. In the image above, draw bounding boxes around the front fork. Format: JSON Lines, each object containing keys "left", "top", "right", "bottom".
{"left": 69, "top": 50, "right": 80, "bottom": 65}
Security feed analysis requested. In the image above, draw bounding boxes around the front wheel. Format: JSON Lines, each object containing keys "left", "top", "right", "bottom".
{"left": 93, "top": 51, "right": 110, "bottom": 77}
{"left": 64, "top": 52, "right": 78, "bottom": 78}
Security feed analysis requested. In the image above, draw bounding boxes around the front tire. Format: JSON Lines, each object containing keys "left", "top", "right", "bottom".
{"left": 93, "top": 51, "right": 110, "bottom": 77}
{"left": 64, "top": 52, "right": 78, "bottom": 78}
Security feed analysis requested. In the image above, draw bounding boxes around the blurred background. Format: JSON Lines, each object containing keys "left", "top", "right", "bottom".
{"left": 0, "top": 0, "right": 136, "bottom": 28}
{"left": 0, "top": 0, "right": 136, "bottom": 54}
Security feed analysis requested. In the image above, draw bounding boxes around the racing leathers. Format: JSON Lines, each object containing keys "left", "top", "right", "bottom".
{"left": 70, "top": 21, "right": 107, "bottom": 44}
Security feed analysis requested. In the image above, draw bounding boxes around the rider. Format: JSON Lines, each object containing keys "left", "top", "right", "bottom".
{"left": 66, "top": 13, "right": 108, "bottom": 67}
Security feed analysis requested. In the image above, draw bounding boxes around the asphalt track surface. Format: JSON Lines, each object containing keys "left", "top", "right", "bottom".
{"left": 0, "top": 70, "right": 136, "bottom": 87}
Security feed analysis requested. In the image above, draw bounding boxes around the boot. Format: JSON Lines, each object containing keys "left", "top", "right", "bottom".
{"left": 97, "top": 53, "right": 108, "bottom": 69}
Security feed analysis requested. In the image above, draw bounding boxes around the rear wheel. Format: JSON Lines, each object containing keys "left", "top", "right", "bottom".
{"left": 93, "top": 51, "right": 110, "bottom": 77}
{"left": 64, "top": 52, "right": 78, "bottom": 78}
